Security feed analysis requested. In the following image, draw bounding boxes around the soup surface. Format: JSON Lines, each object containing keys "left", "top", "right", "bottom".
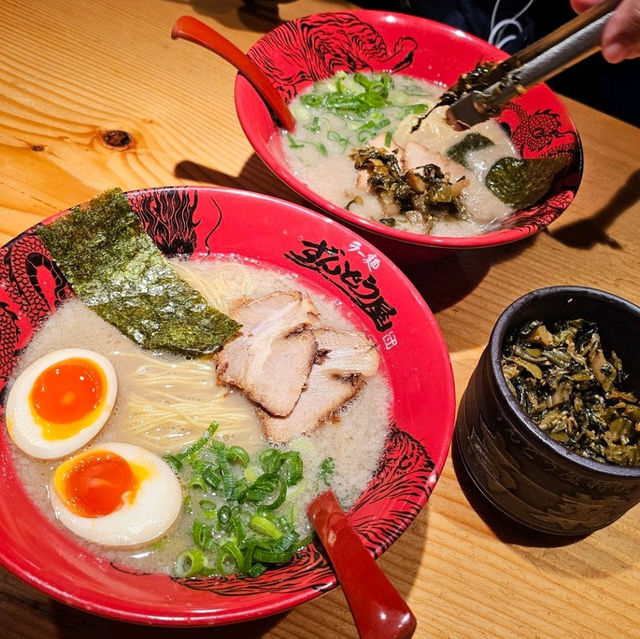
{"left": 6, "top": 257, "right": 391, "bottom": 574}
{"left": 281, "top": 72, "right": 519, "bottom": 237}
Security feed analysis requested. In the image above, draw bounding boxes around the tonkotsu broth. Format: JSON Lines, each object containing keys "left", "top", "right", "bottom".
{"left": 7, "top": 257, "right": 391, "bottom": 574}
{"left": 280, "top": 72, "right": 519, "bottom": 236}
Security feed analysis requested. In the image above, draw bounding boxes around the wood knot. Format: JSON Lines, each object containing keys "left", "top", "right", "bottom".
{"left": 31, "top": 144, "right": 45, "bottom": 152}
{"left": 102, "top": 130, "right": 133, "bottom": 148}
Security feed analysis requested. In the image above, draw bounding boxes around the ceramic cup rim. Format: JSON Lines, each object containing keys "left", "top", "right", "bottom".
{"left": 488, "top": 285, "right": 640, "bottom": 479}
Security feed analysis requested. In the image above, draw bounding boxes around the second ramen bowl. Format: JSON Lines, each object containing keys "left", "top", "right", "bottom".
{"left": 235, "top": 10, "right": 583, "bottom": 262}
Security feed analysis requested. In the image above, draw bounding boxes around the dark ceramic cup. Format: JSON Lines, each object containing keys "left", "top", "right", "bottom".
{"left": 456, "top": 286, "right": 640, "bottom": 536}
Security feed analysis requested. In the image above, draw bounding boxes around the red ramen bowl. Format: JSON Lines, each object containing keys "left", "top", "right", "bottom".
{"left": 235, "top": 10, "right": 583, "bottom": 262}
{"left": 0, "top": 187, "right": 455, "bottom": 625}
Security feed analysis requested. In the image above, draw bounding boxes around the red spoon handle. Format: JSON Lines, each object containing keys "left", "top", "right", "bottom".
{"left": 308, "top": 490, "right": 416, "bottom": 639}
{"left": 171, "top": 16, "right": 295, "bottom": 132}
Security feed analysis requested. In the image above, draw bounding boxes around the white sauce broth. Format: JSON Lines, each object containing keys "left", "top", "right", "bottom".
{"left": 7, "top": 258, "right": 391, "bottom": 574}
{"left": 280, "top": 72, "right": 519, "bottom": 237}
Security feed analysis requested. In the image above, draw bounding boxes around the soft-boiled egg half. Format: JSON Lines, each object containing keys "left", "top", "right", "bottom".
{"left": 5, "top": 348, "right": 117, "bottom": 459}
{"left": 50, "top": 442, "right": 182, "bottom": 546}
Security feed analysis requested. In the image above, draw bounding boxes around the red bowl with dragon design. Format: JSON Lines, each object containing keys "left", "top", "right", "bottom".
{"left": 235, "top": 10, "right": 583, "bottom": 261}
{"left": 0, "top": 187, "right": 455, "bottom": 625}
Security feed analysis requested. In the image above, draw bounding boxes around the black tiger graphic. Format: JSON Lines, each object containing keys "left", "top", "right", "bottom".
{"left": 349, "top": 423, "right": 435, "bottom": 556}
{"left": 248, "top": 12, "right": 418, "bottom": 100}
{"left": 170, "top": 545, "right": 334, "bottom": 596}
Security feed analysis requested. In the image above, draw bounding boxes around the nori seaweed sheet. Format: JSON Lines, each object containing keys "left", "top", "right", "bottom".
{"left": 446, "top": 132, "right": 493, "bottom": 168}
{"left": 486, "top": 155, "right": 571, "bottom": 209}
{"left": 36, "top": 188, "right": 240, "bottom": 357}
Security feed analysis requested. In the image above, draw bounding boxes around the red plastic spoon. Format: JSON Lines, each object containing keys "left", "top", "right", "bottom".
{"left": 307, "top": 490, "right": 417, "bottom": 639}
{"left": 171, "top": 15, "right": 295, "bottom": 132}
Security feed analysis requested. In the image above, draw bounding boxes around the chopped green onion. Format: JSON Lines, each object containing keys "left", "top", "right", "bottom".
{"left": 402, "top": 103, "right": 429, "bottom": 115}
{"left": 246, "top": 562, "right": 267, "bottom": 577}
{"left": 217, "top": 541, "right": 244, "bottom": 575}
{"left": 164, "top": 454, "right": 183, "bottom": 473}
{"left": 192, "top": 520, "right": 215, "bottom": 550}
{"left": 168, "top": 422, "right": 219, "bottom": 467}
{"left": 230, "top": 514, "right": 246, "bottom": 546}
{"left": 198, "top": 499, "right": 216, "bottom": 518}
{"left": 231, "top": 477, "right": 249, "bottom": 501}
{"left": 278, "top": 451, "right": 303, "bottom": 486}
{"left": 250, "top": 514, "right": 283, "bottom": 539}
{"left": 253, "top": 548, "right": 294, "bottom": 565}
{"left": 213, "top": 442, "right": 235, "bottom": 498}
{"left": 202, "top": 464, "right": 222, "bottom": 490}
{"left": 175, "top": 548, "right": 205, "bottom": 578}
{"left": 319, "top": 457, "right": 335, "bottom": 486}
{"left": 245, "top": 473, "right": 287, "bottom": 510}
{"left": 286, "top": 133, "right": 305, "bottom": 148}
{"left": 227, "top": 446, "right": 250, "bottom": 467}
{"left": 306, "top": 116, "right": 321, "bottom": 133}
{"left": 217, "top": 505, "right": 231, "bottom": 530}
{"left": 301, "top": 94, "right": 323, "bottom": 108}
{"left": 259, "top": 448, "right": 281, "bottom": 473}
{"left": 171, "top": 428, "right": 311, "bottom": 579}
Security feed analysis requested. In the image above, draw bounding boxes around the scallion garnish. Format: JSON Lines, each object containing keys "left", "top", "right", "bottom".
{"left": 285, "top": 72, "right": 431, "bottom": 153}
{"left": 245, "top": 473, "right": 287, "bottom": 510}
{"left": 319, "top": 456, "right": 335, "bottom": 486}
{"left": 175, "top": 548, "right": 206, "bottom": 578}
{"left": 170, "top": 429, "right": 313, "bottom": 579}
{"left": 217, "top": 541, "right": 245, "bottom": 575}
{"left": 198, "top": 499, "right": 216, "bottom": 519}
{"left": 226, "top": 446, "right": 250, "bottom": 467}
{"left": 249, "top": 514, "right": 283, "bottom": 539}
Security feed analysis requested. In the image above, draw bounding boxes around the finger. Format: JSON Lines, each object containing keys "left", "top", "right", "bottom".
{"left": 601, "top": 0, "right": 640, "bottom": 62}
{"left": 570, "top": 0, "right": 601, "bottom": 12}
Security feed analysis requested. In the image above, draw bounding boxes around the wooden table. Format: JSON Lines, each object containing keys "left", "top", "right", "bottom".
{"left": 2, "top": 1, "right": 640, "bottom": 637}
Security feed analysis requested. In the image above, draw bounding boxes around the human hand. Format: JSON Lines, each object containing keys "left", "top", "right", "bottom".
{"left": 571, "top": 0, "right": 640, "bottom": 61}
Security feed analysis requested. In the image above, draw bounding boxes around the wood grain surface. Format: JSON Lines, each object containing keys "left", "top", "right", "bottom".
{"left": 1, "top": 1, "right": 640, "bottom": 638}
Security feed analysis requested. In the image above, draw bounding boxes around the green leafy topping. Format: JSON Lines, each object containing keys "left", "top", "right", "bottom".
{"left": 350, "top": 146, "right": 468, "bottom": 233}
{"left": 486, "top": 155, "right": 571, "bottom": 209}
{"left": 446, "top": 133, "right": 494, "bottom": 168}
{"left": 318, "top": 456, "right": 335, "bottom": 486}
{"left": 36, "top": 188, "right": 241, "bottom": 357}
{"left": 502, "top": 318, "right": 640, "bottom": 466}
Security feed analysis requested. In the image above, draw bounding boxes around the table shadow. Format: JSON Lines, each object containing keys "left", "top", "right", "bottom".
{"left": 164, "top": 0, "right": 305, "bottom": 32}
{"left": 175, "top": 157, "right": 306, "bottom": 205}
{"left": 450, "top": 434, "right": 584, "bottom": 549}
{"left": 49, "top": 598, "right": 283, "bottom": 639}
{"left": 401, "top": 238, "right": 532, "bottom": 314}
{"left": 452, "top": 436, "right": 640, "bottom": 578}
{"left": 549, "top": 169, "right": 640, "bottom": 251}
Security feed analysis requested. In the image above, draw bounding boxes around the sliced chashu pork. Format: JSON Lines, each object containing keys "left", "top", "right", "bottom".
{"left": 402, "top": 141, "right": 467, "bottom": 184}
{"left": 259, "top": 327, "right": 380, "bottom": 444}
{"left": 216, "top": 291, "right": 319, "bottom": 417}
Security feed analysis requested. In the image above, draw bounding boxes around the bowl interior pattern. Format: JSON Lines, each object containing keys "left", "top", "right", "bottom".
{"left": 236, "top": 9, "right": 583, "bottom": 250}
{"left": 0, "top": 187, "right": 455, "bottom": 624}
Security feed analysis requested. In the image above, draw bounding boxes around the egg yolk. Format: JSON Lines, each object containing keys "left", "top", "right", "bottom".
{"left": 54, "top": 450, "right": 147, "bottom": 518}
{"left": 29, "top": 357, "right": 106, "bottom": 439}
